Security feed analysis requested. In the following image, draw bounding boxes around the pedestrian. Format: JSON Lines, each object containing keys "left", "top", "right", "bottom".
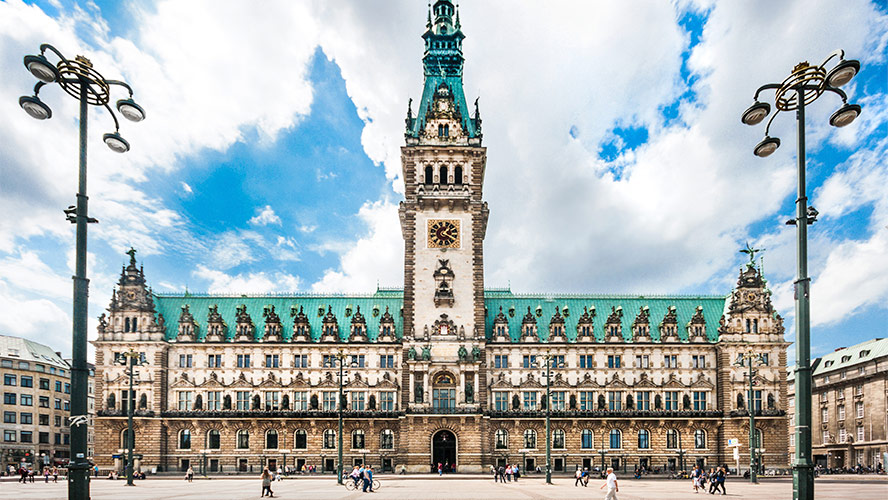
{"left": 692, "top": 465, "right": 703, "bottom": 493}
{"left": 43, "top": 467, "right": 49, "bottom": 483}
{"left": 497, "top": 465, "right": 505, "bottom": 483}
{"left": 583, "top": 468, "right": 591, "bottom": 487}
{"left": 260, "top": 467, "right": 274, "bottom": 497}
{"left": 491, "top": 465, "right": 497, "bottom": 482}
{"left": 93, "top": 464, "right": 99, "bottom": 478}
{"left": 437, "top": 462, "right": 443, "bottom": 476}
{"left": 362, "top": 465, "right": 374, "bottom": 493}
{"left": 276, "top": 467, "right": 283, "bottom": 481}
{"left": 506, "top": 464, "right": 512, "bottom": 482}
{"left": 52, "top": 466, "right": 58, "bottom": 483}
{"left": 600, "top": 467, "right": 619, "bottom": 500}
{"left": 713, "top": 466, "right": 727, "bottom": 495}
{"left": 575, "top": 467, "right": 584, "bottom": 487}
{"left": 186, "top": 465, "right": 194, "bottom": 482}
{"left": 513, "top": 464, "right": 519, "bottom": 482}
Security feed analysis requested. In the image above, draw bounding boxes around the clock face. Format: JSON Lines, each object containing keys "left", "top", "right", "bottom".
{"left": 427, "top": 219, "right": 460, "bottom": 248}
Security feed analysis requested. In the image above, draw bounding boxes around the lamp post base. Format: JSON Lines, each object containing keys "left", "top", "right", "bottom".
{"left": 793, "top": 463, "right": 814, "bottom": 500}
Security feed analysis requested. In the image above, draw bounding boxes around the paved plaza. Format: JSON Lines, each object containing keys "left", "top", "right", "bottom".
{"left": 0, "top": 476, "right": 886, "bottom": 500}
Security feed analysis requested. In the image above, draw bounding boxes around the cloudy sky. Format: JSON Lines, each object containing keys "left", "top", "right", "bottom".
{"left": 0, "top": 0, "right": 886, "bottom": 360}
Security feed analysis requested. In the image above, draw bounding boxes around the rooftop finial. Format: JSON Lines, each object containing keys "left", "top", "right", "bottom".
{"left": 739, "top": 242, "right": 764, "bottom": 268}
{"left": 126, "top": 247, "right": 137, "bottom": 266}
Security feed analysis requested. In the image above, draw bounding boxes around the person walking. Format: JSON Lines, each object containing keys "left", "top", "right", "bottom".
{"left": 260, "top": 467, "right": 274, "bottom": 497}
{"left": 692, "top": 465, "right": 703, "bottom": 493}
{"left": 437, "top": 462, "right": 443, "bottom": 476}
{"left": 362, "top": 465, "right": 374, "bottom": 493}
{"left": 600, "top": 467, "right": 619, "bottom": 500}
{"left": 583, "top": 468, "right": 591, "bottom": 487}
{"left": 575, "top": 467, "right": 584, "bottom": 486}
{"left": 513, "top": 464, "right": 520, "bottom": 482}
{"left": 712, "top": 466, "right": 727, "bottom": 495}
{"left": 52, "top": 466, "right": 58, "bottom": 483}
{"left": 497, "top": 465, "right": 505, "bottom": 483}
{"left": 93, "top": 464, "right": 99, "bottom": 478}
{"left": 186, "top": 465, "right": 194, "bottom": 482}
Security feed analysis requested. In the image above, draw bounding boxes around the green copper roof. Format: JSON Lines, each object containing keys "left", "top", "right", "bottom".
{"left": 483, "top": 292, "right": 726, "bottom": 343}
{"left": 153, "top": 292, "right": 404, "bottom": 342}
{"left": 811, "top": 337, "right": 888, "bottom": 376}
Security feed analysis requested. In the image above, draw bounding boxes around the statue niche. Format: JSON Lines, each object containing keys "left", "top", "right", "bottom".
{"left": 433, "top": 259, "right": 455, "bottom": 306}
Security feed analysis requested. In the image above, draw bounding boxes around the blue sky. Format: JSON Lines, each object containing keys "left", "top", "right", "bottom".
{"left": 0, "top": 0, "right": 886, "bottom": 361}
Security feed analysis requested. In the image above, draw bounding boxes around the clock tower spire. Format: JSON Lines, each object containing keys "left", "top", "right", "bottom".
{"left": 400, "top": 0, "right": 488, "bottom": 412}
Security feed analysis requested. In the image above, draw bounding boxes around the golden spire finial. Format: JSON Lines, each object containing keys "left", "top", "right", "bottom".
{"left": 75, "top": 55, "right": 93, "bottom": 68}
{"left": 792, "top": 61, "right": 810, "bottom": 73}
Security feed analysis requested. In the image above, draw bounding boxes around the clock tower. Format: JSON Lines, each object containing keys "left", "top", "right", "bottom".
{"left": 400, "top": 0, "right": 488, "bottom": 414}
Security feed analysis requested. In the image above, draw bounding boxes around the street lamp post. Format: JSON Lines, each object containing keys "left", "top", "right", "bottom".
{"left": 324, "top": 352, "right": 356, "bottom": 484}
{"left": 677, "top": 431, "right": 685, "bottom": 472}
{"left": 736, "top": 349, "right": 766, "bottom": 484}
{"left": 530, "top": 350, "right": 555, "bottom": 484}
{"left": 18, "top": 43, "right": 144, "bottom": 500}
{"left": 118, "top": 349, "right": 146, "bottom": 486}
{"left": 741, "top": 50, "right": 861, "bottom": 500}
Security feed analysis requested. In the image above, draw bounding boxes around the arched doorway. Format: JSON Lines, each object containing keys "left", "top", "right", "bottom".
{"left": 432, "top": 429, "right": 457, "bottom": 472}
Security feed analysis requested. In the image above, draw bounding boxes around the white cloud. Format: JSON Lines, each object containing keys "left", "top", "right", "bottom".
{"left": 273, "top": 236, "right": 301, "bottom": 262}
{"left": 194, "top": 265, "right": 301, "bottom": 294}
{"left": 210, "top": 231, "right": 257, "bottom": 270}
{"left": 311, "top": 200, "right": 402, "bottom": 292}
{"left": 180, "top": 182, "right": 193, "bottom": 195}
{"left": 249, "top": 205, "right": 282, "bottom": 227}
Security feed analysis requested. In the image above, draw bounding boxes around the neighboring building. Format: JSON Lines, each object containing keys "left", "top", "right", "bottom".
{"left": 1, "top": 335, "right": 72, "bottom": 470}
{"left": 93, "top": 1, "right": 789, "bottom": 475}
{"left": 788, "top": 338, "right": 888, "bottom": 469}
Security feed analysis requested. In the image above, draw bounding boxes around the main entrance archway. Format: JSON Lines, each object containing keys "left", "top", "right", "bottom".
{"left": 432, "top": 429, "right": 457, "bottom": 471}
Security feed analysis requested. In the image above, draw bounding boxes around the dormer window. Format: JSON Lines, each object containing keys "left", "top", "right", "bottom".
{"left": 438, "top": 124, "right": 449, "bottom": 138}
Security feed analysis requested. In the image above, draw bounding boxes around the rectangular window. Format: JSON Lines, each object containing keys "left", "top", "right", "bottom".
{"left": 55, "top": 380, "right": 62, "bottom": 392}
{"left": 177, "top": 391, "right": 193, "bottom": 411}
{"left": 207, "top": 391, "right": 221, "bottom": 411}
{"left": 857, "top": 426, "right": 864, "bottom": 442}
{"left": 39, "top": 414, "right": 48, "bottom": 425}
{"left": 821, "top": 407, "right": 829, "bottom": 423}
{"left": 54, "top": 415, "right": 61, "bottom": 427}
{"left": 635, "top": 355, "right": 649, "bottom": 368}
{"left": 838, "top": 405, "right": 845, "bottom": 420}
{"left": 0, "top": 360, "right": 10, "bottom": 367}
{"left": 692, "top": 355, "right": 706, "bottom": 368}
{"left": 350, "top": 355, "right": 365, "bottom": 368}
{"left": 753, "top": 390, "right": 762, "bottom": 412}
{"left": 207, "top": 354, "right": 222, "bottom": 368}
{"left": 693, "top": 391, "right": 708, "bottom": 410}
{"left": 665, "top": 391, "right": 679, "bottom": 410}
{"left": 837, "top": 388, "right": 845, "bottom": 400}
{"left": 856, "top": 402, "right": 864, "bottom": 418}
{"left": 761, "top": 353, "right": 770, "bottom": 366}
{"left": 20, "top": 376, "right": 33, "bottom": 388}
{"left": 264, "top": 391, "right": 280, "bottom": 411}
{"left": 322, "top": 355, "right": 336, "bottom": 368}
{"left": 493, "top": 355, "right": 508, "bottom": 368}
{"left": 635, "top": 391, "right": 651, "bottom": 411}
{"left": 292, "top": 391, "right": 308, "bottom": 411}
{"left": 236, "top": 391, "right": 251, "bottom": 410}
{"left": 841, "top": 370, "right": 847, "bottom": 379}
{"left": 3, "top": 412, "right": 14, "bottom": 423}
{"left": 265, "top": 354, "right": 280, "bottom": 368}
{"left": 493, "top": 392, "right": 509, "bottom": 411}
{"left": 39, "top": 432, "right": 49, "bottom": 444}
{"left": 20, "top": 413, "right": 32, "bottom": 424}
{"left": 20, "top": 431, "right": 32, "bottom": 443}
{"left": 351, "top": 391, "right": 365, "bottom": 411}
{"left": 21, "top": 394, "right": 32, "bottom": 406}
{"left": 579, "top": 391, "right": 595, "bottom": 410}
{"left": 664, "top": 355, "right": 677, "bottom": 368}
{"left": 550, "top": 391, "right": 566, "bottom": 410}
{"left": 379, "top": 392, "right": 395, "bottom": 411}
{"left": 839, "top": 428, "right": 847, "bottom": 443}
{"left": 550, "top": 355, "right": 565, "bottom": 368}
{"left": 64, "top": 383, "right": 70, "bottom": 394}
{"left": 432, "top": 388, "right": 455, "bottom": 409}
{"left": 855, "top": 384, "right": 863, "bottom": 396}
{"left": 3, "top": 393, "right": 15, "bottom": 405}
{"left": 522, "top": 355, "right": 537, "bottom": 368}
{"left": 379, "top": 355, "right": 394, "bottom": 368}
{"left": 323, "top": 391, "right": 338, "bottom": 411}
{"left": 39, "top": 378, "right": 50, "bottom": 390}
{"left": 293, "top": 354, "right": 309, "bottom": 368}
{"left": 822, "top": 430, "right": 830, "bottom": 444}
{"left": 4, "top": 430, "right": 15, "bottom": 442}
{"left": 63, "top": 400, "right": 70, "bottom": 411}
{"left": 39, "top": 396, "right": 49, "bottom": 408}
{"left": 579, "top": 355, "right": 593, "bottom": 369}
{"left": 178, "top": 354, "right": 192, "bottom": 368}
{"left": 236, "top": 354, "right": 251, "bottom": 368}
{"left": 607, "top": 355, "right": 621, "bottom": 368}
{"left": 55, "top": 398, "right": 62, "bottom": 410}
{"left": 523, "top": 391, "right": 538, "bottom": 410}
{"left": 4, "top": 374, "right": 15, "bottom": 386}
{"left": 63, "top": 434, "right": 69, "bottom": 445}
{"left": 608, "top": 391, "right": 623, "bottom": 411}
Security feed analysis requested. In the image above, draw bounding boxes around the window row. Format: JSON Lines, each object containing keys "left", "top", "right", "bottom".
{"left": 422, "top": 164, "right": 465, "bottom": 185}
{"left": 492, "top": 428, "right": 724, "bottom": 451}
{"left": 491, "top": 390, "right": 710, "bottom": 411}
{"left": 0, "top": 359, "right": 65, "bottom": 374}
{"left": 173, "top": 390, "right": 398, "bottom": 412}
{"left": 3, "top": 374, "right": 69, "bottom": 392}
{"left": 820, "top": 402, "right": 865, "bottom": 422}
{"left": 173, "top": 353, "right": 396, "bottom": 369}
{"left": 490, "top": 353, "right": 712, "bottom": 369}
{"left": 3, "top": 392, "right": 69, "bottom": 409}
{"left": 2, "top": 430, "right": 68, "bottom": 445}
{"left": 173, "top": 428, "right": 395, "bottom": 451}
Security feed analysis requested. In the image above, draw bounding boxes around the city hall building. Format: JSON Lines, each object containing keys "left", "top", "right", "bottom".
{"left": 94, "top": 1, "right": 789, "bottom": 475}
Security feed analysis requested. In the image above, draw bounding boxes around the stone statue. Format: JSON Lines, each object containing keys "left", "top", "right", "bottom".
{"left": 465, "top": 381, "right": 474, "bottom": 403}
{"left": 421, "top": 346, "right": 431, "bottom": 361}
{"left": 414, "top": 382, "right": 424, "bottom": 403}
{"left": 471, "top": 346, "right": 481, "bottom": 362}
{"left": 407, "top": 347, "right": 417, "bottom": 360}
{"left": 97, "top": 313, "right": 107, "bottom": 333}
{"left": 457, "top": 345, "right": 467, "bottom": 361}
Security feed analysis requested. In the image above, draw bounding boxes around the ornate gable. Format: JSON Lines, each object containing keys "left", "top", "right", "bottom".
{"left": 663, "top": 373, "right": 686, "bottom": 389}
{"left": 376, "top": 372, "right": 399, "bottom": 389}
{"left": 691, "top": 373, "right": 715, "bottom": 389}
{"left": 170, "top": 373, "right": 194, "bottom": 389}
{"left": 318, "top": 372, "right": 338, "bottom": 388}
{"left": 288, "top": 372, "right": 309, "bottom": 388}
{"left": 522, "top": 373, "right": 544, "bottom": 388}
{"left": 346, "top": 372, "right": 370, "bottom": 389}
{"left": 199, "top": 372, "right": 224, "bottom": 388}
{"left": 490, "top": 373, "right": 514, "bottom": 389}
{"left": 635, "top": 372, "right": 658, "bottom": 389}
{"left": 578, "top": 373, "right": 600, "bottom": 388}
{"left": 263, "top": 305, "right": 282, "bottom": 340}
{"left": 608, "top": 372, "right": 629, "bottom": 388}
{"left": 257, "top": 373, "right": 281, "bottom": 388}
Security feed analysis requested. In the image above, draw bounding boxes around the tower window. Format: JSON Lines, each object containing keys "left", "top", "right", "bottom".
{"left": 424, "top": 165, "right": 434, "bottom": 185}
{"left": 439, "top": 165, "right": 448, "bottom": 185}
{"left": 454, "top": 166, "right": 463, "bottom": 185}
{"left": 132, "top": 317, "right": 138, "bottom": 332}
{"left": 125, "top": 318, "right": 130, "bottom": 333}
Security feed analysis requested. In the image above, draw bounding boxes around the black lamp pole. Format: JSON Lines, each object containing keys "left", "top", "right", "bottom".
{"left": 17, "top": 43, "right": 145, "bottom": 500}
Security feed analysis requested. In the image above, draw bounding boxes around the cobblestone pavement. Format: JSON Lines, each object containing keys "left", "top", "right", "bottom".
{"left": 0, "top": 476, "right": 885, "bottom": 499}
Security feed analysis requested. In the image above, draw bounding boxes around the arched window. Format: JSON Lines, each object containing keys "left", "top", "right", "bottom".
{"left": 454, "top": 166, "right": 463, "bottom": 185}
{"left": 207, "top": 429, "right": 220, "bottom": 449}
{"left": 523, "top": 429, "right": 537, "bottom": 449}
{"left": 638, "top": 429, "right": 650, "bottom": 449}
{"left": 178, "top": 429, "right": 191, "bottom": 450}
{"left": 752, "top": 318, "right": 758, "bottom": 333}
{"left": 352, "top": 429, "right": 365, "bottom": 449}
{"left": 132, "top": 317, "right": 138, "bottom": 331}
{"left": 121, "top": 428, "right": 134, "bottom": 449}
{"left": 694, "top": 429, "right": 707, "bottom": 449}
{"left": 265, "top": 429, "right": 278, "bottom": 449}
{"left": 553, "top": 429, "right": 565, "bottom": 449}
{"left": 294, "top": 429, "right": 307, "bottom": 449}
{"left": 236, "top": 429, "right": 249, "bottom": 449}
{"left": 380, "top": 429, "right": 394, "bottom": 449}
{"left": 125, "top": 318, "right": 131, "bottom": 333}
{"left": 609, "top": 429, "right": 622, "bottom": 449}
{"left": 425, "top": 165, "right": 434, "bottom": 185}
{"left": 495, "top": 429, "right": 508, "bottom": 449}
{"left": 581, "top": 429, "right": 594, "bottom": 449}
{"left": 323, "top": 429, "right": 336, "bottom": 449}
{"left": 439, "top": 165, "right": 448, "bottom": 185}
{"left": 666, "top": 429, "right": 678, "bottom": 449}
